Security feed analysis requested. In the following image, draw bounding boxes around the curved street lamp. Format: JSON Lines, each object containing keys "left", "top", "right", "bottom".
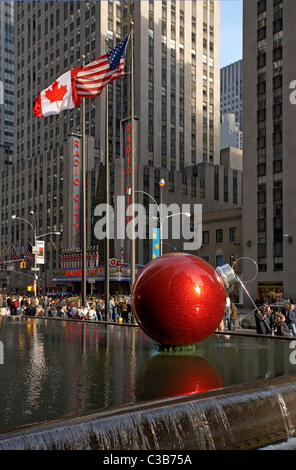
{"left": 126, "top": 184, "right": 190, "bottom": 257}
{"left": 11, "top": 214, "right": 60, "bottom": 294}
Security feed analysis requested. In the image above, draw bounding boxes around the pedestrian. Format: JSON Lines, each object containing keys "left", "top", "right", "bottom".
{"left": 275, "top": 315, "right": 290, "bottom": 336}
{"left": 270, "top": 308, "right": 279, "bottom": 336}
{"left": 224, "top": 297, "right": 231, "bottom": 331}
{"left": 254, "top": 309, "right": 269, "bottom": 334}
{"left": 230, "top": 303, "right": 238, "bottom": 331}
{"left": 60, "top": 304, "right": 68, "bottom": 318}
{"left": 44, "top": 303, "right": 54, "bottom": 317}
{"left": 35, "top": 305, "right": 44, "bottom": 317}
{"left": 117, "top": 298, "right": 124, "bottom": 322}
{"left": 31, "top": 296, "right": 39, "bottom": 308}
{"left": 96, "top": 298, "right": 103, "bottom": 321}
{"left": 25, "top": 300, "right": 36, "bottom": 316}
{"left": 87, "top": 303, "right": 97, "bottom": 321}
{"left": 122, "top": 298, "right": 131, "bottom": 323}
{"left": 109, "top": 297, "right": 117, "bottom": 321}
{"left": 286, "top": 304, "right": 296, "bottom": 337}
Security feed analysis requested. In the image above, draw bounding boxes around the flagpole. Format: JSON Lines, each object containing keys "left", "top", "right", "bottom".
{"left": 81, "top": 55, "right": 87, "bottom": 307}
{"left": 130, "top": 20, "right": 136, "bottom": 289}
{"left": 105, "top": 38, "right": 110, "bottom": 321}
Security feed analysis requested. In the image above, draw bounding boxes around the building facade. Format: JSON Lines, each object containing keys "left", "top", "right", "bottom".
{"left": 0, "top": 1, "right": 14, "bottom": 167}
{"left": 220, "top": 59, "right": 243, "bottom": 132}
{"left": 220, "top": 112, "right": 243, "bottom": 150}
{"left": 5, "top": 0, "right": 246, "bottom": 294}
{"left": 15, "top": 0, "right": 220, "bottom": 170}
{"left": 0, "top": 147, "right": 243, "bottom": 293}
{"left": 243, "top": 0, "right": 296, "bottom": 303}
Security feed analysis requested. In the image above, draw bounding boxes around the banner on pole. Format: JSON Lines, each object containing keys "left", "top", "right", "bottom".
{"left": 152, "top": 228, "right": 160, "bottom": 259}
{"left": 36, "top": 241, "right": 45, "bottom": 265}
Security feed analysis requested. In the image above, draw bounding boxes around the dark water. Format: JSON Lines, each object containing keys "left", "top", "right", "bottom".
{"left": 0, "top": 316, "right": 295, "bottom": 433}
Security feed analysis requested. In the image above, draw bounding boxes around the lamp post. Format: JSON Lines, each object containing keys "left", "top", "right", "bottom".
{"left": 11, "top": 215, "right": 60, "bottom": 294}
{"left": 126, "top": 186, "right": 190, "bottom": 259}
{"left": 159, "top": 179, "right": 165, "bottom": 255}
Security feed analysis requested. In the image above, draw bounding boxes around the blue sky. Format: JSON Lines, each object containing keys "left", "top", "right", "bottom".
{"left": 220, "top": 0, "right": 243, "bottom": 67}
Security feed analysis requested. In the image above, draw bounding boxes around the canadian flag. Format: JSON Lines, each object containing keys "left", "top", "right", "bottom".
{"left": 33, "top": 66, "right": 82, "bottom": 117}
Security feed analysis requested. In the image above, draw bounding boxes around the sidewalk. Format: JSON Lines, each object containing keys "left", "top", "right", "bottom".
{"left": 215, "top": 326, "right": 295, "bottom": 341}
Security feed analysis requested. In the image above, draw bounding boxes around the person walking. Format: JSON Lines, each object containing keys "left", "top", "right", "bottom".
{"left": 230, "top": 303, "right": 238, "bottom": 331}
{"left": 224, "top": 297, "right": 231, "bottom": 331}
{"left": 109, "top": 297, "right": 117, "bottom": 322}
{"left": 96, "top": 298, "right": 103, "bottom": 321}
{"left": 286, "top": 304, "right": 296, "bottom": 337}
{"left": 122, "top": 298, "right": 131, "bottom": 323}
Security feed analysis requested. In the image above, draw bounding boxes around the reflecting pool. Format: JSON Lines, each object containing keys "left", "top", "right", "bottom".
{"left": 0, "top": 316, "right": 295, "bottom": 434}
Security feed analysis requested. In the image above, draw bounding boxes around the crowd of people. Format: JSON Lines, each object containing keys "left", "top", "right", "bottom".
{"left": 254, "top": 302, "right": 296, "bottom": 337}
{"left": 2, "top": 292, "right": 296, "bottom": 338}
{"left": 217, "top": 297, "right": 238, "bottom": 332}
{"left": 218, "top": 297, "right": 296, "bottom": 338}
{"left": 0, "top": 293, "right": 135, "bottom": 324}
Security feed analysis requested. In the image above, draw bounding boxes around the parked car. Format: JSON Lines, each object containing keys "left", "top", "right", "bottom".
{"left": 239, "top": 311, "right": 257, "bottom": 329}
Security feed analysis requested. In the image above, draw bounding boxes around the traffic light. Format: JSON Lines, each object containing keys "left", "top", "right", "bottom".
{"left": 20, "top": 261, "right": 26, "bottom": 269}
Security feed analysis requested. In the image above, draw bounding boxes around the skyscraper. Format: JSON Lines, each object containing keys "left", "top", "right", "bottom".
{"left": 15, "top": 0, "right": 220, "bottom": 170}
{"left": 0, "top": 1, "right": 14, "bottom": 167}
{"left": 220, "top": 60, "right": 243, "bottom": 132}
{"left": 243, "top": 0, "right": 296, "bottom": 302}
{"left": 8, "top": 0, "right": 232, "bottom": 292}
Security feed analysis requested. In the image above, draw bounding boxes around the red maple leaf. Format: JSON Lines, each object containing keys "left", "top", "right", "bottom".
{"left": 45, "top": 80, "right": 68, "bottom": 108}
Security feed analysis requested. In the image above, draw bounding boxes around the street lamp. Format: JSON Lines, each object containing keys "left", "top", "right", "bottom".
{"left": 284, "top": 234, "right": 295, "bottom": 243}
{"left": 11, "top": 215, "right": 60, "bottom": 294}
{"left": 159, "top": 179, "right": 165, "bottom": 255}
{"left": 126, "top": 186, "right": 190, "bottom": 258}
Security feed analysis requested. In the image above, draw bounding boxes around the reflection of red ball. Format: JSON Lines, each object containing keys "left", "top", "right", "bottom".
{"left": 138, "top": 355, "right": 224, "bottom": 401}
{"left": 131, "top": 253, "right": 226, "bottom": 346}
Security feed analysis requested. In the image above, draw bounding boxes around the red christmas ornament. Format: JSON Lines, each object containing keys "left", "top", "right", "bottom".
{"left": 131, "top": 253, "right": 228, "bottom": 346}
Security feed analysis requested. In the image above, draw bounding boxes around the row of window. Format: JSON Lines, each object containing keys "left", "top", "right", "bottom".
{"left": 202, "top": 254, "right": 237, "bottom": 268}
{"left": 202, "top": 227, "right": 237, "bottom": 245}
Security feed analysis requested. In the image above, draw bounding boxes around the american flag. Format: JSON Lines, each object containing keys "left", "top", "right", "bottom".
{"left": 75, "top": 37, "right": 128, "bottom": 98}
{"left": 26, "top": 244, "right": 35, "bottom": 265}
{"left": 11, "top": 247, "right": 21, "bottom": 267}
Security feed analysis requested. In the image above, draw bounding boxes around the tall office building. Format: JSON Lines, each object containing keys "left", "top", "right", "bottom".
{"left": 8, "top": 0, "right": 233, "bottom": 292}
{"left": 243, "top": 0, "right": 296, "bottom": 302}
{"left": 15, "top": 0, "right": 220, "bottom": 170}
{"left": 220, "top": 59, "right": 243, "bottom": 132}
{"left": 0, "top": 1, "right": 14, "bottom": 167}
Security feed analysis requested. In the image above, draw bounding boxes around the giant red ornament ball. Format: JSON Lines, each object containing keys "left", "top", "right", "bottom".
{"left": 131, "top": 253, "right": 227, "bottom": 346}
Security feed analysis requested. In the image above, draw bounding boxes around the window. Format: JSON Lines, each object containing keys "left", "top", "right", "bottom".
{"left": 203, "top": 231, "right": 209, "bottom": 244}
{"left": 216, "top": 255, "right": 223, "bottom": 267}
{"left": 229, "top": 227, "right": 237, "bottom": 242}
{"left": 216, "top": 229, "right": 223, "bottom": 243}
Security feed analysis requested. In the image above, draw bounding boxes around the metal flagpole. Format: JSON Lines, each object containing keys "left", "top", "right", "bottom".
{"left": 130, "top": 20, "right": 136, "bottom": 289}
{"left": 81, "top": 55, "right": 87, "bottom": 307}
{"left": 105, "top": 38, "right": 110, "bottom": 321}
